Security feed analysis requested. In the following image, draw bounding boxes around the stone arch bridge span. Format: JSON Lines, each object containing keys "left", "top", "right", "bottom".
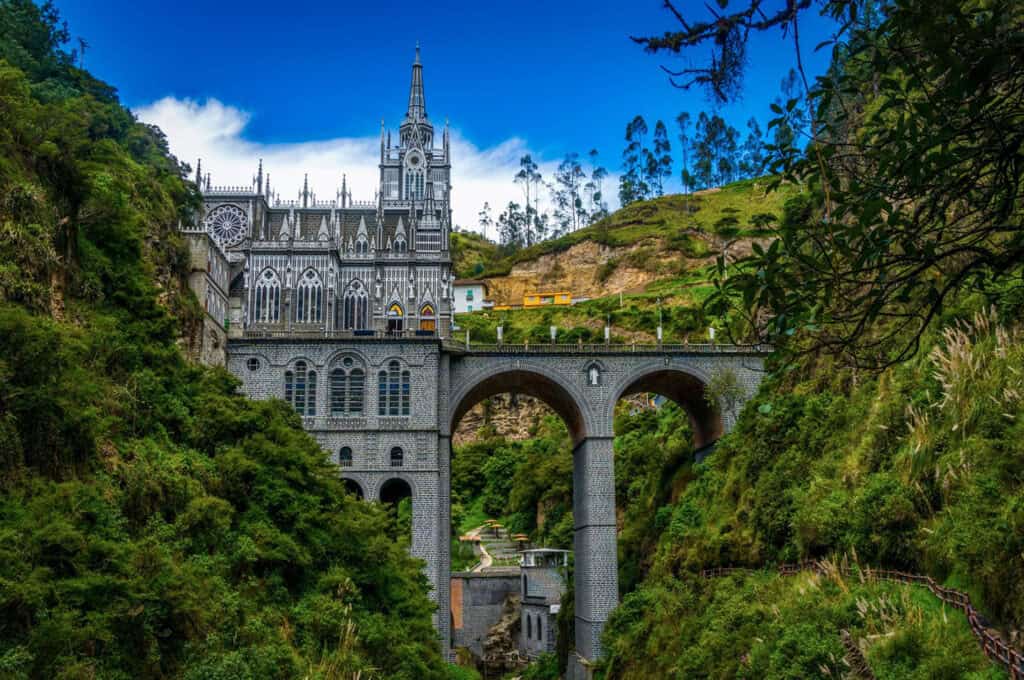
{"left": 226, "top": 335, "right": 770, "bottom": 676}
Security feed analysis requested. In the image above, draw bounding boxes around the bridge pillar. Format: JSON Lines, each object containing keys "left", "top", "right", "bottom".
{"left": 437, "top": 434, "right": 453, "bottom": 660}
{"left": 572, "top": 435, "right": 618, "bottom": 676}
{"left": 407, "top": 469, "right": 449, "bottom": 660}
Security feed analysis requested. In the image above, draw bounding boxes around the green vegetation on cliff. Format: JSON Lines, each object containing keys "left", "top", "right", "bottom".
{"left": 0, "top": 3, "right": 451, "bottom": 677}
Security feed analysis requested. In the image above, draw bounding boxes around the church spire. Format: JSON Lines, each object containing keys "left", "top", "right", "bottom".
{"left": 406, "top": 43, "right": 426, "bottom": 122}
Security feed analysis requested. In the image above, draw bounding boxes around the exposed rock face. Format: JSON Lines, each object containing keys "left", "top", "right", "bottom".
{"left": 484, "top": 239, "right": 672, "bottom": 304}
{"left": 454, "top": 394, "right": 553, "bottom": 446}
{"left": 481, "top": 593, "right": 524, "bottom": 675}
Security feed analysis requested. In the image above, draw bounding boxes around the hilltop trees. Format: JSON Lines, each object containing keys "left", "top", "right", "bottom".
{"left": 619, "top": 115, "right": 650, "bottom": 205}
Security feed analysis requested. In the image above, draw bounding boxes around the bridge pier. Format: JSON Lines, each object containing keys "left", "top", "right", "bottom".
{"left": 572, "top": 435, "right": 619, "bottom": 674}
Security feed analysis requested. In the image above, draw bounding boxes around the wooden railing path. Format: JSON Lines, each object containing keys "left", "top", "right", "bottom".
{"left": 701, "top": 561, "right": 1024, "bottom": 679}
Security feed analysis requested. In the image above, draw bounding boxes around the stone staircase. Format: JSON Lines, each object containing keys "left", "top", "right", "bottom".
{"left": 471, "top": 524, "right": 522, "bottom": 572}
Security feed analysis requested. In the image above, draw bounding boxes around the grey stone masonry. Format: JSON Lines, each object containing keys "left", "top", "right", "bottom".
{"left": 178, "top": 38, "right": 773, "bottom": 672}
{"left": 223, "top": 336, "right": 770, "bottom": 665}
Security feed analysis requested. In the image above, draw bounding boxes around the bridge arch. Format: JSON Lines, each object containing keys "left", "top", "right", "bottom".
{"left": 340, "top": 476, "right": 365, "bottom": 500}
{"left": 448, "top": 365, "right": 590, "bottom": 443}
{"left": 606, "top": 361, "right": 722, "bottom": 448}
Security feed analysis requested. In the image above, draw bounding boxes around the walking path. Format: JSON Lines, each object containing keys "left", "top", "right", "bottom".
{"left": 703, "top": 561, "right": 1024, "bottom": 679}
{"left": 467, "top": 524, "right": 519, "bottom": 573}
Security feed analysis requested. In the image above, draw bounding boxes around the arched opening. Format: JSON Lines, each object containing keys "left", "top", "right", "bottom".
{"left": 615, "top": 369, "right": 721, "bottom": 448}
{"left": 390, "top": 446, "right": 404, "bottom": 467}
{"left": 450, "top": 369, "right": 586, "bottom": 445}
{"left": 341, "top": 477, "right": 363, "bottom": 499}
{"left": 387, "top": 303, "right": 404, "bottom": 334}
{"left": 448, "top": 368, "right": 585, "bottom": 653}
{"left": 339, "top": 446, "right": 353, "bottom": 467}
{"left": 380, "top": 477, "right": 413, "bottom": 543}
{"left": 419, "top": 303, "right": 436, "bottom": 332}
{"left": 611, "top": 367, "right": 720, "bottom": 594}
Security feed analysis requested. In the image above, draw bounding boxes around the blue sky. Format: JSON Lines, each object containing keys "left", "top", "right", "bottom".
{"left": 56, "top": 0, "right": 836, "bottom": 229}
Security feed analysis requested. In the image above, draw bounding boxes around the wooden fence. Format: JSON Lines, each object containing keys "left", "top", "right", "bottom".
{"left": 700, "top": 561, "right": 1024, "bottom": 679}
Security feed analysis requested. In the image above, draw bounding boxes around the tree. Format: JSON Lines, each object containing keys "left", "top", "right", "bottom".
{"left": 651, "top": 120, "right": 672, "bottom": 196}
{"left": 584, "top": 149, "right": 609, "bottom": 224}
{"left": 477, "top": 202, "right": 493, "bottom": 240}
{"left": 619, "top": 115, "right": 650, "bottom": 205}
{"left": 738, "top": 117, "right": 766, "bottom": 179}
{"left": 766, "top": 69, "right": 806, "bottom": 172}
{"left": 496, "top": 201, "right": 526, "bottom": 250}
{"left": 638, "top": 0, "right": 1024, "bottom": 367}
{"left": 515, "top": 154, "right": 543, "bottom": 246}
{"left": 676, "top": 111, "right": 694, "bottom": 194}
{"left": 551, "top": 153, "right": 586, "bottom": 233}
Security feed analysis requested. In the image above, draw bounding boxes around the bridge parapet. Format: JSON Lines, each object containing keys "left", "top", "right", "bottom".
{"left": 443, "top": 341, "right": 773, "bottom": 356}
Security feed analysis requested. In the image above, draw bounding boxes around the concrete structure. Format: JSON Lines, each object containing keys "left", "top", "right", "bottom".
{"left": 520, "top": 549, "right": 569, "bottom": 659}
{"left": 181, "top": 46, "right": 771, "bottom": 678}
{"left": 452, "top": 279, "right": 488, "bottom": 314}
{"left": 450, "top": 568, "right": 521, "bottom": 659}
{"left": 181, "top": 229, "right": 229, "bottom": 366}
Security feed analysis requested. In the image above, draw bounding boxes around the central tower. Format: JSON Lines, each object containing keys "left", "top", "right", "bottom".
{"left": 379, "top": 45, "right": 452, "bottom": 255}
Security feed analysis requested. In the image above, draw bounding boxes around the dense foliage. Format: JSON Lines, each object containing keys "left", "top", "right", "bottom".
{"left": 598, "top": 301, "right": 1023, "bottom": 677}
{"left": 0, "top": 2, "right": 451, "bottom": 677}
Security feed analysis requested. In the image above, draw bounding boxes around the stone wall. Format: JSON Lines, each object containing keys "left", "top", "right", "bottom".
{"left": 450, "top": 571, "right": 520, "bottom": 659}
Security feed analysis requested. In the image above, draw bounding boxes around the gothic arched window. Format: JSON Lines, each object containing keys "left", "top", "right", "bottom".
{"left": 419, "top": 303, "right": 436, "bottom": 332}
{"left": 253, "top": 268, "right": 281, "bottom": 323}
{"left": 526, "top": 614, "right": 532, "bottom": 640}
{"left": 405, "top": 168, "right": 425, "bottom": 200}
{"left": 339, "top": 446, "right": 353, "bottom": 467}
{"left": 295, "top": 268, "right": 323, "bottom": 324}
{"left": 390, "top": 446, "right": 404, "bottom": 467}
{"left": 386, "top": 302, "right": 404, "bottom": 334}
{"left": 330, "top": 357, "right": 365, "bottom": 416}
{"left": 393, "top": 237, "right": 407, "bottom": 254}
{"left": 285, "top": 360, "right": 316, "bottom": 416}
{"left": 378, "top": 360, "right": 410, "bottom": 416}
{"left": 355, "top": 237, "right": 368, "bottom": 255}
{"left": 342, "top": 282, "right": 369, "bottom": 330}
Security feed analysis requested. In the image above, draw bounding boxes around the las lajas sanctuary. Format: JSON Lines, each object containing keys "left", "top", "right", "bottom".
{"left": 180, "top": 47, "right": 769, "bottom": 677}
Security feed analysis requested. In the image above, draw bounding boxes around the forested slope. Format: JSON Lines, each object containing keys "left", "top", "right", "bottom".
{"left": 0, "top": 3, "right": 453, "bottom": 678}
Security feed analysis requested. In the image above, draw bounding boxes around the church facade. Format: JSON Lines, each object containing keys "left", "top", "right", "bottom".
{"left": 181, "top": 46, "right": 462, "bottom": 663}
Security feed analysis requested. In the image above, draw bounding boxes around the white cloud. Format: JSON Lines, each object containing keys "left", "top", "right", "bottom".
{"left": 134, "top": 97, "right": 615, "bottom": 234}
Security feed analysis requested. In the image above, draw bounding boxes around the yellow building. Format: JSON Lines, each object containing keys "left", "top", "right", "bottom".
{"left": 523, "top": 291, "right": 572, "bottom": 307}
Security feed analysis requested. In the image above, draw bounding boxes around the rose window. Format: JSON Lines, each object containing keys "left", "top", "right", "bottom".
{"left": 204, "top": 205, "right": 248, "bottom": 247}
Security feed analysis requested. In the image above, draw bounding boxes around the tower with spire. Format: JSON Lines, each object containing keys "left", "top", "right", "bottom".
{"left": 379, "top": 44, "right": 452, "bottom": 253}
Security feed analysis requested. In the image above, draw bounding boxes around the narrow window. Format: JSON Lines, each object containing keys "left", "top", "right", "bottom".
{"left": 527, "top": 615, "right": 532, "bottom": 640}
{"left": 401, "top": 370, "right": 410, "bottom": 416}
{"left": 389, "top": 365, "right": 400, "bottom": 416}
{"left": 284, "top": 370, "right": 294, "bottom": 404}
{"left": 330, "top": 368, "right": 347, "bottom": 415}
{"left": 390, "top": 447, "right": 404, "bottom": 467}
{"left": 349, "top": 368, "right": 364, "bottom": 414}
{"left": 339, "top": 446, "right": 353, "bottom": 467}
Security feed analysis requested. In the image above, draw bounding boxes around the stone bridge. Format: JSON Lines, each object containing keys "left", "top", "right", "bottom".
{"left": 226, "top": 337, "right": 770, "bottom": 676}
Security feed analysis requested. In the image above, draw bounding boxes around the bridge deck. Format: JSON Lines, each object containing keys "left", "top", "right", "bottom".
{"left": 233, "top": 330, "right": 773, "bottom": 356}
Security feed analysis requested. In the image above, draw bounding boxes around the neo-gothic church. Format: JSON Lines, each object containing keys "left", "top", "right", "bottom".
{"left": 190, "top": 46, "right": 453, "bottom": 344}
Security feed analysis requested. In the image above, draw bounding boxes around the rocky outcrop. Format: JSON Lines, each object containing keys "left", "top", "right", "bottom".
{"left": 454, "top": 394, "right": 552, "bottom": 446}
{"left": 481, "top": 593, "right": 525, "bottom": 675}
{"left": 484, "top": 239, "right": 664, "bottom": 304}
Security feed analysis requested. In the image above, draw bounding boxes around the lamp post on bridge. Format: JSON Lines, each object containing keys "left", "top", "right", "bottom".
{"left": 656, "top": 298, "right": 663, "bottom": 347}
